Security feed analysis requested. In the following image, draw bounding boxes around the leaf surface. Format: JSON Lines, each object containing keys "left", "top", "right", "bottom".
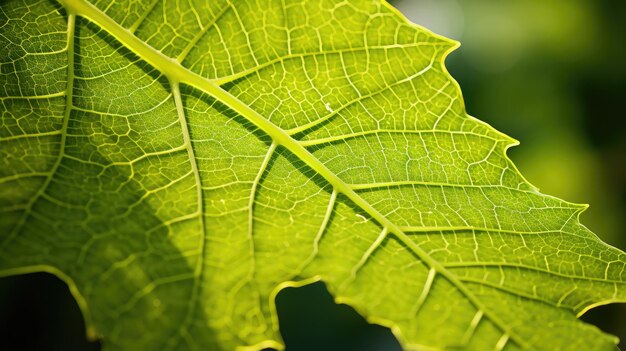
{"left": 1, "top": 0, "right": 625, "bottom": 350}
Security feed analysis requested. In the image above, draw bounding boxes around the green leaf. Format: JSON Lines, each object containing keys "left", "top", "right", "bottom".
{"left": 1, "top": 0, "right": 624, "bottom": 350}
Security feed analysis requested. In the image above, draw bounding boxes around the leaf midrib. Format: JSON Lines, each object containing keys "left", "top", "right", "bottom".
{"left": 56, "top": 0, "right": 527, "bottom": 348}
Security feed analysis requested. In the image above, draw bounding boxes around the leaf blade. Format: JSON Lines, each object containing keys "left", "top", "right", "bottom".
{"left": 1, "top": 0, "right": 625, "bottom": 350}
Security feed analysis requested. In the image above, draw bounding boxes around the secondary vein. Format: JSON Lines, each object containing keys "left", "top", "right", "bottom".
{"left": 170, "top": 79, "right": 207, "bottom": 344}
{"left": 3, "top": 12, "right": 76, "bottom": 246}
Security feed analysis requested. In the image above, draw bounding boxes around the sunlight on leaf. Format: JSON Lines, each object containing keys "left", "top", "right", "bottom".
{"left": 1, "top": 0, "right": 625, "bottom": 350}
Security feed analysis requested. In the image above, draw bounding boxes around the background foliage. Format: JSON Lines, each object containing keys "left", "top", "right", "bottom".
{"left": 1, "top": 0, "right": 624, "bottom": 350}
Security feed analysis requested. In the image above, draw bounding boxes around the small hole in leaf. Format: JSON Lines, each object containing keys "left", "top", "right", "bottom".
{"left": 275, "top": 281, "right": 402, "bottom": 351}
{"left": 0, "top": 272, "right": 101, "bottom": 351}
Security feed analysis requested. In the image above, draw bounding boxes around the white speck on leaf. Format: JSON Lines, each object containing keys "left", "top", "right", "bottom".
{"left": 324, "top": 102, "right": 334, "bottom": 113}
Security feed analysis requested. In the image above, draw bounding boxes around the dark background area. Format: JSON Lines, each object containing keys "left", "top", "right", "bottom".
{"left": 1, "top": 0, "right": 625, "bottom": 350}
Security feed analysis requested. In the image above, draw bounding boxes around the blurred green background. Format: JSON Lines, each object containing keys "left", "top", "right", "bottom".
{"left": 1, "top": 0, "right": 624, "bottom": 350}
